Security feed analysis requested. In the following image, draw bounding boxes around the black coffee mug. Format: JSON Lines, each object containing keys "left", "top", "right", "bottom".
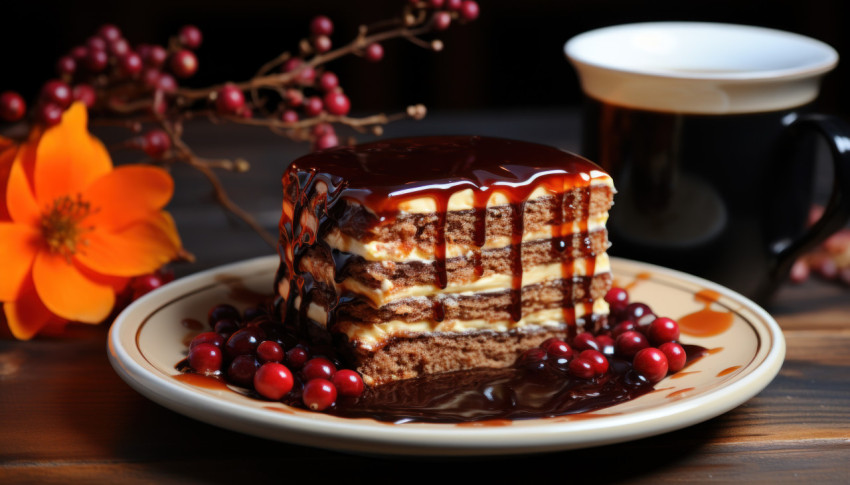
{"left": 566, "top": 22, "right": 850, "bottom": 302}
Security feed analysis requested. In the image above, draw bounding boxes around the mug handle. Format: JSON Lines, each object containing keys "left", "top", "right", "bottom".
{"left": 768, "top": 114, "right": 850, "bottom": 296}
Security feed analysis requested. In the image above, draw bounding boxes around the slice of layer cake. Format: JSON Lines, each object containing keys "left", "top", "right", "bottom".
{"left": 275, "top": 135, "right": 615, "bottom": 386}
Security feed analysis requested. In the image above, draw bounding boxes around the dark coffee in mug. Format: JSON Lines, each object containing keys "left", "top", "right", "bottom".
{"left": 582, "top": 97, "right": 817, "bottom": 299}
{"left": 566, "top": 22, "right": 850, "bottom": 302}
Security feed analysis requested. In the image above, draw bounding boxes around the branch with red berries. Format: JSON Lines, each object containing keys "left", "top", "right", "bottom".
{"left": 0, "top": 0, "right": 480, "bottom": 248}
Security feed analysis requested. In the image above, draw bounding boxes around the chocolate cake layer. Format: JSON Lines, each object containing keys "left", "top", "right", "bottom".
{"left": 348, "top": 325, "right": 584, "bottom": 386}
{"left": 332, "top": 185, "right": 613, "bottom": 252}
{"left": 304, "top": 230, "right": 609, "bottom": 291}
{"left": 335, "top": 273, "right": 613, "bottom": 324}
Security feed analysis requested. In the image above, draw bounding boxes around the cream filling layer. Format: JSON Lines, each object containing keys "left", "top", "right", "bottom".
{"left": 324, "top": 212, "right": 609, "bottom": 262}
{"left": 322, "top": 299, "right": 610, "bottom": 350}
{"left": 339, "top": 253, "right": 610, "bottom": 308}
{"left": 386, "top": 175, "right": 614, "bottom": 214}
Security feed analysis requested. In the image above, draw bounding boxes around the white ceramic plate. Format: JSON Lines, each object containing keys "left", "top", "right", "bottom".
{"left": 108, "top": 255, "right": 785, "bottom": 456}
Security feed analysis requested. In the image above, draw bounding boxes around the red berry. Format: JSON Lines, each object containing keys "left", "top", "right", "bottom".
{"left": 141, "top": 69, "right": 161, "bottom": 90}
{"left": 304, "top": 96, "right": 323, "bottom": 117}
{"left": 284, "top": 88, "right": 304, "bottom": 107}
{"left": 516, "top": 347, "right": 547, "bottom": 371}
{"left": 98, "top": 24, "right": 122, "bottom": 42}
{"left": 302, "top": 378, "right": 337, "bottom": 411}
{"left": 56, "top": 56, "right": 76, "bottom": 76}
{"left": 365, "top": 43, "right": 384, "bottom": 62}
{"left": 85, "top": 49, "right": 109, "bottom": 72}
{"left": 459, "top": 1, "right": 480, "bottom": 20}
{"left": 178, "top": 25, "right": 203, "bottom": 49}
{"left": 323, "top": 91, "right": 350, "bottom": 116}
{"left": 109, "top": 38, "right": 130, "bottom": 58}
{"left": 72, "top": 84, "right": 96, "bottom": 108}
{"left": 131, "top": 272, "right": 165, "bottom": 298}
{"left": 314, "top": 132, "right": 339, "bottom": 151}
{"left": 446, "top": 0, "right": 462, "bottom": 10}
{"left": 302, "top": 357, "right": 336, "bottom": 381}
{"left": 612, "top": 321, "right": 637, "bottom": 339}
{"left": 142, "top": 129, "right": 171, "bottom": 158}
{"left": 227, "top": 354, "right": 260, "bottom": 387}
{"left": 70, "top": 45, "right": 88, "bottom": 62}
{"left": 119, "top": 52, "right": 143, "bottom": 78}
{"left": 625, "top": 302, "right": 655, "bottom": 325}
{"left": 569, "top": 358, "right": 596, "bottom": 379}
{"left": 648, "top": 317, "right": 680, "bottom": 345}
{"left": 658, "top": 342, "right": 687, "bottom": 372}
{"left": 225, "top": 327, "right": 264, "bottom": 359}
{"left": 310, "top": 15, "right": 334, "bottom": 36}
{"left": 0, "top": 91, "right": 26, "bottom": 122}
{"left": 313, "top": 35, "right": 332, "bottom": 54}
{"left": 572, "top": 331, "right": 599, "bottom": 351}
{"left": 433, "top": 12, "right": 451, "bottom": 31}
{"left": 189, "top": 343, "right": 223, "bottom": 375}
{"left": 428, "top": 0, "right": 446, "bottom": 7}
{"left": 145, "top": 46, "right": 168, "bottom": 67}
{"left": 256, "top": 340, "right": 284, "bottom": 363}
{"left": 209, "top": 303, "right": 241, "bottom": 326}
{"left": 41, "top": 80, "right": 72, "bottom": 108}
{"left": 311, "top": 122, "right": 334, "bottom": 137}
{"left": 595, "top": 334, "right": 616, "bottom": 355}
{"left": 318, "top": 72, "right": 339, "bottom": 92}
{"left": 87, "top": 36, "right": 107, "bottom": 52}
{"left": 254, "top": 362, "right": 294, "bottom": 400}
{"left": 579, "top": 349, "right": 609, "bottom": 374}
{"left": 615, "top": 330, "right": 650, "bottom": 358}
{"left": 216, "top": 84, "right": 245, "bottom": 115}
{"left": 170, "top": 50, "right": 198, "bottom": 78}
{"left": 282, "top": 58, "right": 315, "bottom": 84}
{"left": 633, "top": 348, "right": 669, "bottom": 383}
{"left": 333, "top": 369, "right": 365, "bottom": 397}
{"left": 156, "top": 73, "right": 178, "bottom": 93}
{"left": 604, "top": 287, "right": 629, "bottom": 306}
{"left": 281, "top": 109, "right": 299, "bottom": 124}
{"left": 37, "top": 103, "right": 64, "bottom": 126}
{"left": 286, "top": 346, "right": 309, "bottom": 369}
{"left": 541, "top": 338, "right": 573, "bottom": 360}
{"left": 190, "top": 331, "right": 225, "bottom": 349}
{"left": 214, "top": 319, "right": 239, "bottom": 337}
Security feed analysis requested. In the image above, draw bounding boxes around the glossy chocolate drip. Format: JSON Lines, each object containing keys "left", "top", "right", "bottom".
{"left": 276, "top": 136, "right": 611, "bottom": 344}
{"left": 509, "top": 202, "right": 525, "bottom": 321}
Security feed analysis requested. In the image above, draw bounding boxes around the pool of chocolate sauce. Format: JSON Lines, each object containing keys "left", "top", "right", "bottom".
{"left": 178, "top": 345, "right": 707, "bottom": 424}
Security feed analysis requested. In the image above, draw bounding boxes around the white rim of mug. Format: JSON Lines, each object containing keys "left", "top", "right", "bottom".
{"left": 564, "top": 21, "right": 838, "bottom": 82}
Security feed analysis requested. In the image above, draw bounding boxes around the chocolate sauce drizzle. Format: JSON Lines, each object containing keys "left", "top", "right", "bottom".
{"left": 323, "top": 345, "right": 706, "bottom": 423}
{"left": 276, "top": 136, "right": 610, "bottom": 339}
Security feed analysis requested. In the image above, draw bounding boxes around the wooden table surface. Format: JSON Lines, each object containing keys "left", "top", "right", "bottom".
{"left": 2, "top": 112, "right": 849, "bottom": 483}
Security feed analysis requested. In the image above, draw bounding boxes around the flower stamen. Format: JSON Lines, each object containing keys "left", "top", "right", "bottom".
{"left": 40, "top": 195, "right": 95, "bottom": 259}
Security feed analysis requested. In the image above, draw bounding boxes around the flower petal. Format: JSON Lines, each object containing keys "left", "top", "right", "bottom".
{"left": 0, "top": 139, "right": 18, "bottom": 221}
{"left": 84, "top": 165, "right": 174, "bottom": 230}
{"left": 4, "top": 274, "right": 59, "bottom": 340}
{"left": 33, "top": 102, "right": 112, "bottom": 204}
{"left": 0, "top": 223, "right": 39, "bottom": 301}
{"left": 76, "top": 214, "right": 181, "bottom": 277}
{"left": 6, "top": 145, "right": 41, "bottom": 226}
{"left": 33, "top": 249, "right": 114, "bottom": 323}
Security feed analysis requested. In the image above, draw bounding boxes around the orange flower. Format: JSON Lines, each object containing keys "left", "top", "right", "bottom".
{"left": 0, "top": 102, "right": 183, "bottom": 339}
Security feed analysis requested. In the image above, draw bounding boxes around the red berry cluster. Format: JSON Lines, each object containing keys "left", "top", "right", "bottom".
{"left": 517, "top": 287, "right": 687, "bottom": 384}
{"left": 186, "top": 303, "right": 365, "bottom": 412}
{"left": 413, "top": 0, "right": 480, "bottom": 31}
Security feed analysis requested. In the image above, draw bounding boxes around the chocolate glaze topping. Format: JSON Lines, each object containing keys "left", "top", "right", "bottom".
{"left": 276, "top": 136, "right": 610, "bottom": 350}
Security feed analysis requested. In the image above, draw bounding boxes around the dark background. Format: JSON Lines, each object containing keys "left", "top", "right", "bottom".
{"left": 3, "top": 0, "right": 849, "bottom": 117}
